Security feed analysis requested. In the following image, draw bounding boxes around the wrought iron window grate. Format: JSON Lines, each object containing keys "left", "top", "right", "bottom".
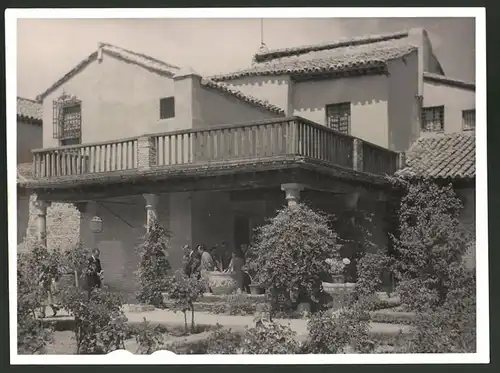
{"left": 421, "top": 106, "right": 444, "bottom": 132}
{"left": 53, "top": 92, "right": 82, "bottom": 142}
{"left": 326, "top": 102, "right": 351, "bottom": 134}
{"left": 462, "top": 109, "right": 475, "bottom": 131}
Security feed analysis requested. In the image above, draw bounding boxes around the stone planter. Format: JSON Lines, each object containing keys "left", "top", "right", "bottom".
{"left": 249, "top": 284, "right": 265, "bottom": 295}
{"left": 207, "top": 272, "right": 238, "bottom": 295}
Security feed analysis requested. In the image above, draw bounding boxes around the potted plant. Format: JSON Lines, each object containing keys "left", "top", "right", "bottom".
{"left": 325, "top": 257, "right": 350, "bottom": 284}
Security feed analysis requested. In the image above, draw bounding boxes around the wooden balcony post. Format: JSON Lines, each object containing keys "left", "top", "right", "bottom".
{"left": 137, "top": 135, "right": 157, "bottom": 171}
{"left": 353, "top": 138, "right": 363, "bottom": 171}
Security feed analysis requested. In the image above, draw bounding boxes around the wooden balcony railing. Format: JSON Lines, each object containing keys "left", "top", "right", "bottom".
{"left": 31, "top": 117, "right": 401, "bottom": 179}
{"left": 32, "top": 137, "right": 138, "bottom": 178}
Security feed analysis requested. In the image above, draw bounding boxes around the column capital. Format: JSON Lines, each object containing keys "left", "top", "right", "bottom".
{"left": 143, "top": 193, "right": 159, "bottom": 208}
{"left": 33, "top": 200, "right": 51, "bottom": 215}
{"left": 281, "top": 183, "right": 307, "bottom": 207}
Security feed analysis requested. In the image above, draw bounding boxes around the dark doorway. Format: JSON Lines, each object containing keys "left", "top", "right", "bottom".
{"left": 234, "top": 215, "right": 251, "bottom": 251}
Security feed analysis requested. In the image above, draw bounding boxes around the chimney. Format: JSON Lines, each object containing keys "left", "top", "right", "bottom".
{"left": 173, "top": 67, "right": 203, "bottom": 130}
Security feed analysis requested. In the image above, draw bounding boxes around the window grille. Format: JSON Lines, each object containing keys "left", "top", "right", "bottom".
{"left": 52, "top": 92, "right": 82, "bottom": 143}
{"left": 326, "top": 102, "right": 351, "bottom": 134}
{"left": 421, "top": 106, "right": 444, "bottom": 132}
{"left": 462, "top": 109, "right": 475, "bottom": 131}
{"left": 160, "top": 96, "right": 175, "bottom": 119}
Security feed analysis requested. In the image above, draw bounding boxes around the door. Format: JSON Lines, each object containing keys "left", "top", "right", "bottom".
{"left": 234, "top": 215, "right": 251, "bottom": 253}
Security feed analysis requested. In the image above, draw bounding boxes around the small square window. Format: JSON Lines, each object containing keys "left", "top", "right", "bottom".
{"left": 160, "top": 96, "right": 175, "bottom": 119}
{"left": 421, "top": 106, "right": 444, "bottom": 132}
{"left": 326, "top": 102, "right": 351, "bottom": 134}
{"left": 462, "top": 109, "right": 475, "bottom": 131}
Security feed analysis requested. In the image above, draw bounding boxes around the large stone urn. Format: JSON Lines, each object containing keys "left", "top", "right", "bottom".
{"left": 207, "top": 271, "right": 238, "bottom": 295}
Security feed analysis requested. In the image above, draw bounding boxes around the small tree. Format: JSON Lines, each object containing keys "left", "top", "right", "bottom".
{"left": 166, "top": 271, "right": 205, "bottom": 334}
{"left": 60, "top": 287, "right": 128, "bottom": 354}
{"left": 136, "top": 220, "right": 172, "bottom": 307}
{"left": 389, "top": 178, "right": 472, "bottom": 310}
{"left": 17, "top": 243, "right": 57, "bottom": 354}
{"left": 247, "top": 203, "right": 340, "bottom": 316}
{"left": 61, "top": 242, "right": 90, "bottom": 288}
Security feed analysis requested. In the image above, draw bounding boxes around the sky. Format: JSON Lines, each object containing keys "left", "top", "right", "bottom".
{"left": 16, "top": 17, "right": 475, "bottom": 99}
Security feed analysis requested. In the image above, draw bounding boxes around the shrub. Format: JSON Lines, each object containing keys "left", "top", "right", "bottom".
{"left": 60, "top": 287, "right": 128, "bottom": 354}
{"left": 136, "top": 220, "right": 172, "bottom": 307}
{"left": 389, "top": 178, "right": 473, "bottom": 311}
{"left": 133, "top": 318, "right": 165, "bottom": 354}
{"left": 61, "top": 242, "right": 90, "bottom": 288}
{"left": 304, "top": 305, "right": 372, "bottom": 354}
{"left": 17, "top": 243, "right": 60, "bottom": 354}
{"left": 240, "top": 319, "right": 300, "bottom": 354}
{"left": 204, "top": 324, "right": 242, "bottom": 354}
{"left": 404, "top": 265, "right": 476, "bottom": 353}
{"left": 356, "top": 252, "right": 391, "bottom": 298}
{"left": 166, "top": 271, "right": 205, "bottom": 334}
{"left": 247, "top": 203, "right": 340, "bottom": 317}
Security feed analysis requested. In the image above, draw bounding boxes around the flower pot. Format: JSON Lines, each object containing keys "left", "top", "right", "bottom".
{"left": 207, "top": 272, "right": 238, "bottom": 295}
{"left": 249, "top": 284, "right": 265, "bottom": 295}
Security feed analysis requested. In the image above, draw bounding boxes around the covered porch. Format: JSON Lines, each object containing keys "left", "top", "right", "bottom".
{"left": 25, "top": 116, "right": 402, "bottom": 295}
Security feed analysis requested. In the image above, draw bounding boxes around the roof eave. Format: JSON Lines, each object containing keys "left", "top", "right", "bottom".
{"left": 423, "top": 73, "right": 475, "bottom": 91}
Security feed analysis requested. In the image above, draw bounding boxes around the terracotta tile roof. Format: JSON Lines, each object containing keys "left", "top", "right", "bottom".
{"left": 423, "top": 72, "right": 475, "bottom": 91}
{"left": 211, "top": 44, "right": 416, "bottom": 82}
{"left": 17, "top": 97, "right": 42, "bottom": 122}
{"left": 17, "top": 162, "right": 34, "bottom": 185}
{"left": 200, "top": 78, "right": 285, "bottom": 115}
{"left": 398, "top": 132, "right": 475, "bottom": 180}
{"left": 253, "top": 30, "right": 410, "bottom": 63}
{"left": 37, "top": 42, "right": 180, "bottom": 101}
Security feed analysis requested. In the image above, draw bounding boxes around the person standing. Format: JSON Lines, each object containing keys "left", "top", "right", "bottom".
{"left": 200, "top": 245, "right": 215, "bottom": 292}
{"left": 86, "top": 248, "right": 103, "bottom": 298}
{"left": 226, "top": 246, "right": 246, "bottom": 293}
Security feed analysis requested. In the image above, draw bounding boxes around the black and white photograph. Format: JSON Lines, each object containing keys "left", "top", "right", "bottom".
{"left": 7, "top": 8, "right": 487, "bottom": 364}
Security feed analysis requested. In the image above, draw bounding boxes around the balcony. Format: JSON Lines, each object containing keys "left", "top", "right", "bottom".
{"left": 31, "top": 117, "right": 402, "bottom": 184}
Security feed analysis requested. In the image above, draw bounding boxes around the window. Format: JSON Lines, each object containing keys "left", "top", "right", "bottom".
{"left": 53, "top": 92, "right": 82, "bottom": 145}
{"left": 421, "top": 105, "right": 444, "bottom": 132}
{"left": 462, "top": 109, "right": 475, "bottom": 131}
{"left": 326, "top": 102, "right": 351, "bottom": 134}
{"left": 160, "top": 96, "right": 175, "bottom": 119}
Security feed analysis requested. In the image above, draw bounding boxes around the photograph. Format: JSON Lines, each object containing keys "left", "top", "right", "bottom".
{"left": 7, "top": 8, "right": 487, "bottom": 364}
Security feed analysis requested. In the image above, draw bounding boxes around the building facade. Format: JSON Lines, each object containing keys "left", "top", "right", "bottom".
{"left": 18, "top": 28, "right": 476, "bottom": 295}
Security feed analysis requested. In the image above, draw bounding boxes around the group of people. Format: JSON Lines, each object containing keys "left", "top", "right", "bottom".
{"left": 182, "top": 242, "right": 251, "bottom": 293}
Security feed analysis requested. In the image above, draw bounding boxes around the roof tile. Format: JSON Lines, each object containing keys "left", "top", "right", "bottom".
{"left": 17, "top": 97, "right": 43, "bottom": 122}
{"left": 398, "top": 132, "right": 475, "bottom": 180}
{"left": 211, "top": 44, "right": 416, "bottom": 82}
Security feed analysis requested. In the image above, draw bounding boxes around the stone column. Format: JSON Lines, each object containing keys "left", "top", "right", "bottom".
{"left": 143, "top": 193, "right": 159, "bottom": 232}
{"left": 33, "top": 200, "right": 50, "bottom": 247}
{"left": 281, "top": 183, "right": 306, "bottom": 207}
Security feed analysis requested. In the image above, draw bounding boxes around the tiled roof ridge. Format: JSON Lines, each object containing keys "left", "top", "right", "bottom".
{"left": 210, "top": 44, "right": 416, "bottom": 82}
{"left": 98, "top": 42, "right": 181, "bottom": 71}
{"left": 200, "top": 78, "right": 285, "bottom": 116}
{"left": 36, "top": 42, "right": 180, "bottom": 101}
{"left": 17, "top": 96, "right": 43, "bottom": 121}
{"left": 423, "top": 72, "right": 475, "bottom": 91}
{"left": 253, "top": 29, "right": 410, "bottom": 63}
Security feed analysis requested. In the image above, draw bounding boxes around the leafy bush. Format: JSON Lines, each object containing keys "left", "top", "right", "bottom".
{"left": 60, "top": 287, "right": 128, "bottom": 354}
{"left": 304, "top": 305, "right": 372, "bottom": 354}
{"left": 247, "top": 203, "right": 340, "bottom": 317}
{"left": 356, "top": 252, "right": 391, "bottom": 298}
{"left": 389, "top": 178, "right": 472, "bottom": 311}
{"left": 61, "top": 242, "right": 90, "bottom": 288}
{"left": 204, "top": 324, "right": 242, "bottom": 354}
{"left": 17, "top": 243, "right": 60, "bottom": 354}
{"left": 133, "top": 318, "right": 165, "bottom": 354}
{"left": 240, "top": 319, "right": 300, "bottom": 354}
{"left": 404, "top": 265, "right": 476, "bottom": 353}
{"left": 136, "top": 220, "right": 172, "bottom": 307}
{"left": 166, "top": 271, "right": 205, "bottom": 334}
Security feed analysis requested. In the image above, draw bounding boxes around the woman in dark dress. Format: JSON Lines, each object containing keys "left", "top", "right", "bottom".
{"left": 86, "top": 248, "right": 103, "bottom": 298}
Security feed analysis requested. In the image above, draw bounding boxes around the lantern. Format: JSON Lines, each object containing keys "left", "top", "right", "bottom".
{"left": 90, "top": 216, "right": 103, "bottom": 233}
